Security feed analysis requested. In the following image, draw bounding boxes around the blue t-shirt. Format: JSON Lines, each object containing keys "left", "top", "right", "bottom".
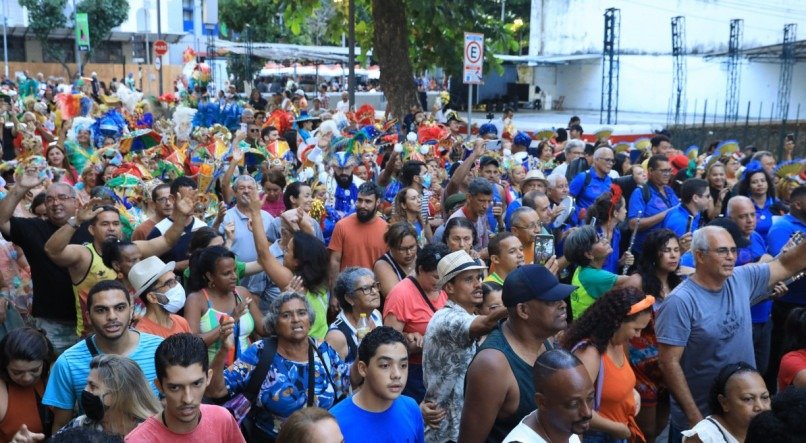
{"left": 42, "top": 331, "right": 163, "bottom": 410}
{"left": 628, "top": 184, "right": 679, "bottom": 254}
{"left": 596, "top": 226, "right": 622, "bottom": 274}
{"left": 662, "top": 204, "right": 700, "bottom": 238}
{"left": 753, "top": 196, "right": 775, "bottom": 238}
{"left": 504, "top": 198, "right": 522, "bottom": 231}
{"left": 331, "top": 394, "right": 424, "bottom": 443}
{"left": 569, "top": 169, "right": 612, "bottom": 224}
{"left": 767, "top": 214, "right": 806, "bottom": 304}
{"left": 655, "top": 263, "right": 770, "bottom": 429}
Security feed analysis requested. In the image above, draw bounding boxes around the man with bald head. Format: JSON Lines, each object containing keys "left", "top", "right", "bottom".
{"left": 656, "top": 225, "right": 806, "bottom": 442}
{"left": 0, "top": 168, "right": 82, "bottom": 353}
{"left": 726, "top": 195, "right": 778, "bottom": 376}
{"left": 503, "top": 349, "right": 594, "bottom": 442}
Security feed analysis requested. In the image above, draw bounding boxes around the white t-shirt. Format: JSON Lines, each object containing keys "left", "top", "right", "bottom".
{"left": 681, "top": 416, "right": 739, "bottom": 443}
{"left": 503, "top": 414, "right": 582, "bottom": 443}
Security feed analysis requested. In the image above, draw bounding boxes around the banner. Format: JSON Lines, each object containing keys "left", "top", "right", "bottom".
{"left": 76, "top": 13, "right": 90, "bottom": 51}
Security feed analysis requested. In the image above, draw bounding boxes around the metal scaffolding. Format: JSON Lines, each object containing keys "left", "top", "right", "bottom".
{"left": 671, "top": 16, "right": 686, "bottom": 125}
{"left": 205, "top": 24, "right": 216, "bottom": 87}
{"left": 600, "top": 7, "right": 621, "bottom": 125}
{"left": 725, "top": 19, "right": 743, "bottom": 122}
{"left": 777, "top": 23, "right": 797, "bottom": 121}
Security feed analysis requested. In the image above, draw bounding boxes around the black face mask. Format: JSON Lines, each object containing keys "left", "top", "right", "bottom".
{"left": 80, "top": 390, "right": 106, "bottom": 422}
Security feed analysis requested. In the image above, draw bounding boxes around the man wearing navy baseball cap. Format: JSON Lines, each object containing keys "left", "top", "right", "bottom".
{"left": 460, "top": 265, "right": 575, "bottom": 442}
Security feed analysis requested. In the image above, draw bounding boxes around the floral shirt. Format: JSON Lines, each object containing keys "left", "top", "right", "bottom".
{"left": 422, "top": 300, "right": 477, "bottom": 443}
{"left": 223, "top": 339, "right": 350, "bottom": 438}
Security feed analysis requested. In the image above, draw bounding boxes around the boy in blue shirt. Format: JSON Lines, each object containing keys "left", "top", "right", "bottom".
{"left": 330, "top": 327, "right": 424, "bottom": 443}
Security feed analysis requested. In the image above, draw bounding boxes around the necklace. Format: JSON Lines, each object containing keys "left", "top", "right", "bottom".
{"left": 535, "top": 413, "right": 554, "bottom": 443}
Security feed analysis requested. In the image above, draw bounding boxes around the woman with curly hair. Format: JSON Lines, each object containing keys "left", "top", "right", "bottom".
{"left": 561, "top": 287, "right": 652, "bottom": 442}
{"left": 629, "top": 229, "right": 683, "bottom": 442}
{"left": 585, "top": 186, "right": 633, "bottom": 274}
{"left": 736, "top": 161, "right": 777, "bottom": 238}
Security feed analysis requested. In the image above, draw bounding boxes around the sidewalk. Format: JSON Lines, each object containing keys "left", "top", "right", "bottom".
{"left": 465, "top": 108, "right": 668, "bottom": 135}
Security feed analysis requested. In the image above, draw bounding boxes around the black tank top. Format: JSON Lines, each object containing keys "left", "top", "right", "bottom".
{"left": 376, "top": 251, "right": 407, "bottom": 281}
{"left": 475, "top": 325, "right": 555, "bottom": 442}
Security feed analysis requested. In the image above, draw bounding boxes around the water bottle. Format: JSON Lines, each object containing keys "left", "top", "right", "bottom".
{"left": 356, "top": 313, "right": 370, "bottom": 341}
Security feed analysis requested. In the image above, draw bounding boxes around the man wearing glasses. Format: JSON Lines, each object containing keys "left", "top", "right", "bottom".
{"left": 628, "top": 154, "right": 680, "bottom": 255}
{"left": 568, "top": 147, "right": 617, "bottom": 225}
{"left": 129, "top": 256, "right": 191, "bottom": 338}
{"left": 0, "top": 169, "right": 83, "bottom": 353}
{"left": 656, "top": 225, "right": 806, "bottom": 443}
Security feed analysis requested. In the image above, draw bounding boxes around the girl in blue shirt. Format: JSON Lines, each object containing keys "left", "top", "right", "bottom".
{"left": 738, "top": 162, "right": 777, "bottom": 238}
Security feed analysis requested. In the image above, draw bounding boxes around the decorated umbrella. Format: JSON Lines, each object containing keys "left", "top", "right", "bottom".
{"left": 119, "top": 129, "right": 162, "bottom": 155}
{"left": 534, "top": 129, "right": 556, "bottom": 141}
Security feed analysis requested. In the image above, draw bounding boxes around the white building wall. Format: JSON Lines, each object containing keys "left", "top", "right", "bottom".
{"left": 534, "top": 0, "right": 806, "bottom": 56}
{"left": 538, "top": 56, "right": 806, "bottom": 119}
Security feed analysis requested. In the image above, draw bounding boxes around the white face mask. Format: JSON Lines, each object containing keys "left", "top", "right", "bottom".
{"left": 154, "top": 285, "right": 186, "bottom": 314}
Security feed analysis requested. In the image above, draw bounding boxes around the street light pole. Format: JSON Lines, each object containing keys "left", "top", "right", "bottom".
{"left": 2, "top": 14, "right": 9, "bottom": 78}
{"left": 348, "top": 0, "right": 355, "bottom": 110}
{"left": 157, "top": 0, "right": 163, "bottom": 94}
{"left": 73, "top": 0, "right": 81, "bottom": 77}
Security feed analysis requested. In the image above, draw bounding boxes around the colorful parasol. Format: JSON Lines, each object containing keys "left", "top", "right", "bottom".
{"left": 118, "top": 129, "right": 162, "bottom": 155}
{"left": 534, "top": 129, "right": 556, "bottom": 141}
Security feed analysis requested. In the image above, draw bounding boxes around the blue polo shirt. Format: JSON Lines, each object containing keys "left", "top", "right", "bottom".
{"left": 753, "top": 196, "right": 776, "bottom": 238}
{"left": 628, "top": 183, "right": 679, "bottom": 254}
{"left": 662, "top": 204, "right": 700, "bottom": 238}
{"left": 767, "top": 214, "right": 806, "bottom": 305}
{"left": 596, "top": 225, "right": 622, "bottom": 274}
{"left": 569, "top": 168, "right": 611, "bottom": 225}
{"left": 742, "top": 232, "right": 771, "bottom": 323}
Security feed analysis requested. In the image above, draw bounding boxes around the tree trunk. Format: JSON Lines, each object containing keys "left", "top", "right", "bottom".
{"left": 371, "top": 0, "right": 419, "bottom": 122}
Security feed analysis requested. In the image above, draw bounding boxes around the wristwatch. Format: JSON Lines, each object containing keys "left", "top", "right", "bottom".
{"left": 67, "top": 217, "right": 79, "bottom": 228}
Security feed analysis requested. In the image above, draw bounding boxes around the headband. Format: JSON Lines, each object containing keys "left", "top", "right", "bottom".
{"left": 628, "top": 295, "right": 656, "bottom": 315}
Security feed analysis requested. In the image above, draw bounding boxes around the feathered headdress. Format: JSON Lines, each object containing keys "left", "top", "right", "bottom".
{"left": 67, "top": 116, "right": 97, "bottom": 141}
{"left": 55, "top": 93, "right": 93, "bottom": 120}
{"left": 266, "top": 109, "right": 294, "bottom": 135}
{"left": 172, "top": 106, "right": 197, "bottom": 142}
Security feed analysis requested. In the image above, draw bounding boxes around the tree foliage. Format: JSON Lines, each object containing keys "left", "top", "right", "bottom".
{"left": 20, "top": 0, "right": 129, "bottom": 77}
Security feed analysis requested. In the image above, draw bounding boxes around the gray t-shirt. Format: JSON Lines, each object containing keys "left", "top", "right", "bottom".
{"left": 655, "top": 263, "right": 770, "bottom": 429}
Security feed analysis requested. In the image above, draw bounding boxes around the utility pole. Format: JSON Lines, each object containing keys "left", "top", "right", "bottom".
{"left": 157, "top": 0, "right": 163, "bottom": 95}
{"left": 348, "top": 0, "right": 356, "bottom": 109}
{"left": 72, "top": 0, "right": 81, "bottom": 77}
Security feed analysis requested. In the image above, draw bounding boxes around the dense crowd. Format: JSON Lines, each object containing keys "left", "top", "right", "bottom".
{"left": 0, "top": 59, "right": 805, "bottom": 443}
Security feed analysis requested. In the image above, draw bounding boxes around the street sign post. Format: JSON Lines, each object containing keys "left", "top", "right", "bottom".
{"left": 76, "top": 13, "right": 90, "bottom": 52}
{"left": 463, "top": 32, "right": 484, "bottom": 136}
{"left": 154, "top": 40, "right": 168, "bottom": 56}
{"left": 154, "top": 57, "right": 161, "bottom": 71}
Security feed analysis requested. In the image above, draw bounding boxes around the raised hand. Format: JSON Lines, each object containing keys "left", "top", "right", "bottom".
{"left": 174, "top": 192, "right": 195, "bottom": 217}
{"left": 283, "top": 275, "right": 307, "bottom": 294}
{"left": 15, "top": 165, "right": 47, "bottom": 190}
{"left": 76, "top": 198, "right": 106, "bottom": 223}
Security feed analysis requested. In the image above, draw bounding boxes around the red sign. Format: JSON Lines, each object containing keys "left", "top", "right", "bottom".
{"left": 154, "top": 40, "right": 169, "bottom": 56}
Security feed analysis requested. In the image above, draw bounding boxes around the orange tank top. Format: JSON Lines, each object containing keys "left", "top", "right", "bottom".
{"left": 0, "top": 380, "right": 45, "bottom": 441}
{"left": 599, "top": 350, "right": 645, "bottom": 442}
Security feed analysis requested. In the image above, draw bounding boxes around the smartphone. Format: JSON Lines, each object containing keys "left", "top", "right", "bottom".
{"left": 534, "top": 234, "right": 555, "bottom": 265}
{"left": 485, "top": 139, "right": 501, "bottom": 151}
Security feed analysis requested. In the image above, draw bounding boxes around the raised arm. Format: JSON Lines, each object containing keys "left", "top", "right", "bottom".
{"left": 247, "top": 194, "right": 294, "bottom": 289}
{"left": 768, "top": 238, "right": 806, "bottom": 288}
{"left": 447, "top": 140, "right": 483, "bottom": 192}
{"left": 377, "top": 150, "right": 399, "bottom": 187}
{"left": 44, "top": 200, "right": 102, "bottom": 269}
{"left": 134, "top": 191, "right": 192, "bottom": 258}
{"left": 468, "top": 306, "right": 508, "bottom": 340}
{"left": 0, "top": 168, "right": 46, "bottom": 235}
{"left": 221, "top": 142, "right": 245, "bottom": 206}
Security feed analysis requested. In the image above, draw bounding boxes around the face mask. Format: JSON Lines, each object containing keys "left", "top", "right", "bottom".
{"left": 80, "top": 390, "right": 106, "bottom": 422}
{"left": 422, "top": 173, "right": 432, "bottom": 189}
{"left": 155, "top": 285, "right": 187, "bottom": 314}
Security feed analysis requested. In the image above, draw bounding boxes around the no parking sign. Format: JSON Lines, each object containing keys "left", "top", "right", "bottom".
{"left": 463, "top": 33, "right": 484, "bottom": 85}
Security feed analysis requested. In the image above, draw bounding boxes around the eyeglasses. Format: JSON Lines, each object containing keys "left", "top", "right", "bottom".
{"left": 597, "top": 158, "right": 615, "bottom": 164}
{"left": 155, "top": 197, "right": 171, "bottom": 204}
{"left": 657, "top": 168, "right": 673, "bottom": 175}
{"left": 353, "top": 282, "right": 380, "bottom": 296}
{"left": 700, "top": 247, "right": 738, "bottom": 258}
{"left": 513, "top": 223, "right": 541, "bottom": 231}
{"left": 396, "top": 244, "right": 418, "bottom": 254}
{"left": 45, "top": 195, "right": 75, "bottom": 204}
{"left": 155, "top": 277, "right": 179, "bottom": 291}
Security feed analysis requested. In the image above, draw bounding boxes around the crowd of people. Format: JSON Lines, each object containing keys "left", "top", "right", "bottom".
{"left": 0, "top": 59, "right": 805, "bottom": 443}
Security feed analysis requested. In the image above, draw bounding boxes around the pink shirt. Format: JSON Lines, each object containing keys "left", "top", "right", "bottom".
{"left": 125, "top": 404, "right": 245, "bottom": 443}
{"left": 383, "top": 277, "right": 447, "bottom": 364}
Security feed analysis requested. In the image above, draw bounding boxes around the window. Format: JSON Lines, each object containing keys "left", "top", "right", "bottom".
{"left": 89, "top": 41, "right": 123, "bottom": 63}
{"left": 7, "top": 37, "right": 26, "bottom": 61}
{"left": 183, "top": 0, "right": 194, "bottom": 32}
{"left": 42, "top": 40, "right": 75, "bottom": 63}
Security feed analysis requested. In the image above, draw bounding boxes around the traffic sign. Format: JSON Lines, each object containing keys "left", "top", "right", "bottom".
{"left": 463, "top": 32, "right": 484, "bottom": 85}
{"left": 154, "top": 40, "right": 169, "bottom": 56}
{"left": 154, "top": 57, "right": 162, "bottom": 71}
